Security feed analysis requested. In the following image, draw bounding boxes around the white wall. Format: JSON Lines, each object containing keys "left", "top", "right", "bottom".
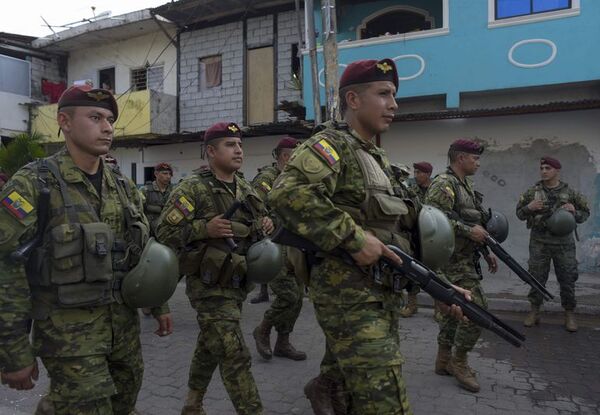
{"left": 0, "top": 91, "right": 31, "bottom": 135}
{"left": 67, "top": 29, "right": 177, "bottom": 95}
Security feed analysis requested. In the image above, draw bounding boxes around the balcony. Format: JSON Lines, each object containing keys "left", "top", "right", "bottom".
{"left": 31, "top": 89, "right": 176, "bottom": 143}
{"left": 303, "top": 0, "right": 600, "bottom": 119}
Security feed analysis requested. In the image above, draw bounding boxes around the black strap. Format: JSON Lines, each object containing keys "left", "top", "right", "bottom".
{"left": 44, "top": 158, "right": 82, "bottom": 224}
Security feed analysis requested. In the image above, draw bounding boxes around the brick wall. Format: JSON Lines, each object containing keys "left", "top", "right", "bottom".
{"left": 276, "top": 10, "right": 304, "bottom": 122}
{"left": 30, "top": 55, "right": 65, "bottom": 101}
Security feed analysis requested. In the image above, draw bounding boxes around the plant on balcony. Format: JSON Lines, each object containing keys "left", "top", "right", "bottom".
{"left": 0, "top": 132, "right": 46, "bottom": 176}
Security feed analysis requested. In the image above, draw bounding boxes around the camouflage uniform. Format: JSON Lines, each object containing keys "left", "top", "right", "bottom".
{"left": 424, "top": 168, "right": 489, "bottom": 353}
{"left": 0, "top": 149, "right": 159, "bottom": 415}
{"left": 157, "top": 168, "right": 267, "bottom": 415}
{"left": 252, "top": 164, "right": 303, "bottom": 336}
{"left": 140, "top": 181, "right": 173, "bottom": 235}
{"left": 269, "top": 121, "right": 417, "bottom": 415}
{"left": 516, "top": 181, "right": 589, "bottom": 310}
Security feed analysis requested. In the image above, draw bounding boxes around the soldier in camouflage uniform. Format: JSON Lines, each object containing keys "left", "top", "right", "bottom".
{"left": 252, "top": 137, "right": 307, "bottom": 361}
{"left": 516, "top": 156, "right": 589, "bottom": 332}
{"left": 156, "top": 122, "right": 274, "bottom": 415}
{"left": 269, "top": 59, "right": 470, "bottom": 415}
{"left": 0, "top": 85, "right": 172, "bottom": 415}
{"left": 401, "top": 161, "right": 433, "bottom": 318}
{"left": 424, "top": 139, "right": 498, "bottom": 393}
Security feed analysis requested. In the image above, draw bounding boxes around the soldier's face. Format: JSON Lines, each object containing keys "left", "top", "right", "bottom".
{"left": 155, "top": 170, "right": 172, "bottom": 186}
{"left": 59, "top": 107, "right": 115, "bottom": 156}
{"left": 414, "top": 170, "right": 431, "bottom": 186}
{"left": 207, "top": 137, "right": 244, "bottom": 172}
{"left": 461, "top": 154, "right": 480, "bottom": 175}
{"left": 353, "top": 81, "right": 398, "bottom": 135}
{"left": 540, "top": 164, "right": 559, "bottom": 181}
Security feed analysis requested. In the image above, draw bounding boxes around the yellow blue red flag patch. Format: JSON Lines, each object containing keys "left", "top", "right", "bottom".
{"left": 2, "top": 191, "right": 34, "bottom": 220}
{"left": 175, "top": 195, "right": 194, "bottom": 216}
{"left": 313, "top": 139, "right": 340, "bottom": 166}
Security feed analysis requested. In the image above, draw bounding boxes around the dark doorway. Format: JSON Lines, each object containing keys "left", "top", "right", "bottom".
{"left": 360, "top": 10, "right": 433, "bottom": 39}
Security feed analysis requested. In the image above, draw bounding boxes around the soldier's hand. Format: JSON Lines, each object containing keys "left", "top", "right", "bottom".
{"left": 154, "top": 313, "right": 173, "bottom": 337}
{"left": 527, "top": 199, "right": 544, "bottom": 211}
{"left": 468, "top": 225, "right": 488, "bottom": 243}
{"left": 207, "top": 214, "right": 234, "bottom": 238}
{"left": 436, "top": 285, "right": 472, "bottom": 322}
{"left": 351, "top": 232, "right": 402, "bottom": 267}
{"left": 1, "top": 360, "right": 39, "bottom": 390}
{"left": 561, "top": 203, "right": 575, "bottom": 213}
{"left": 485, "top": 254, "right": 498, "bottom": 273}
{"left": 262, "top": 217, "right": 274, "bottom": 235}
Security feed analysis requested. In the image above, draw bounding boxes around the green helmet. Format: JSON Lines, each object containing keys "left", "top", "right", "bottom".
{"left": 246, "top": 238, "right": 283, "bottom": 284}
{"left": 418, "top": 204, "right": 455, "bottom": 269}
{"left": 547, "top": 208, "right": 576, "bottom": 236}
{"left": 121, "top": 238, "right": 179, "bottom": 308}
{"left": 487, "top": 210, "right": 509, "bottom": 243}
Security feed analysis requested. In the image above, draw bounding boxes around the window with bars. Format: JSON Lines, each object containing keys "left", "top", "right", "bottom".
{"left": 496, "top": 0, "right": 572, "bottom": 19}
{"left": 130, "top": 65, "right": 164, "bottom": 92}
{"left": 198, "top": 55, "right": 222, "bottom": 91}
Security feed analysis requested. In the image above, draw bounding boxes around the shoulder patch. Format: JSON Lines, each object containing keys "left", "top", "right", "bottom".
{"left": 260, "top": 181, "right": 272, "bottom": 192}
{"left": 2, "top": 191, "right": 34, "bottom": 220}
{"left": 166, "top": 208, "right": 185, "bottom": 225}
{"left": 442, "top": 186, "right": 455, "bottom": 199}
{"left": 312, "top": 139, "right": 340, "bottom": 166}
{"left": 174, "top": 195, "right": 194, "bottom": 216}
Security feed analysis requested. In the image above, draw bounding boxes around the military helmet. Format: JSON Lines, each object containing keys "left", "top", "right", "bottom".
{"left": 418, "top": 205, "right": 455, "bottom": 269}
{"left": 547, "top": 208, "right": 576, "bottom": 236}
{"left": 121, "top": 238, "right": 179, "bottom": 308}
{"left": 246, "top": 238, "right": 283, "bottom": 284}
{"left": 486, "top": 210, "right": 509, "bottom": 243}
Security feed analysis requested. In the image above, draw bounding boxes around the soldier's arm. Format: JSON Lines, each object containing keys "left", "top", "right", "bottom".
{"left": 251, "top": 171, "right": 271, "bottom": 203}
{"left": 129, "top": 180, "right": 150, "bottom": 229}
{"left": 268, "top": 139, "right": 366, "bottom": 252}
{"left": 515, "top": 189, "right": 535, "bottom": 221}
{"left": 0, "top": 171, "right": 38, "bottom": 373}
{"left": 424, "top": 180, "right": 471, "bottom": 238}
{"left": 571, "top": 190, "right": 590, "bottom": 224}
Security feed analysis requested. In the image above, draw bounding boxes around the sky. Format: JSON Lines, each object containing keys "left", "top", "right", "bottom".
{"left": 1, "top": 0, "right": 170, "bottom": 38}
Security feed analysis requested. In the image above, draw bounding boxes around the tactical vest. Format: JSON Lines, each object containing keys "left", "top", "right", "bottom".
{"left": 144, "top": 182, "right": 170, "bottom": 216}
{"left": 25, "top": 158, "right": 144, "bottom": 316}
{"left": 528, "top": 183, "right": 572, "bottom": 231}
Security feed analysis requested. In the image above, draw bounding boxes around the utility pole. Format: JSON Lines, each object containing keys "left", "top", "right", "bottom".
{"left": 320, "top": 0, "right": 339, "bottom": 121}
{"left": 305, "top": 0, "right": 322, "bottom": 124}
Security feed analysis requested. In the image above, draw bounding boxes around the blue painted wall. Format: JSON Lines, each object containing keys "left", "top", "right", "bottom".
{"left": 304, "top": 0, "right": 600, "bottom": 119}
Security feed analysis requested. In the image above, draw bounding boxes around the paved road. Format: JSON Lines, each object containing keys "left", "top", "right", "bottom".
{"left": 2, "top": 283, "right": 599, "bottom": 415}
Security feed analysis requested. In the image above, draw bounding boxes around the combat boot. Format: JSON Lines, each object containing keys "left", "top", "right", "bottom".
{"left": 250, "top": 284, "right": 269, "bottom": 303}
{"left": 565, "top": 310, "right": 578, "bottom": 332}
{"left": 253, "top": 319, "right": 273, "bottom": 359}
{"left": 400, "top": 293, "right": 418, "bottom": 318}
{"left": 304, "top": 374, "right": 347, "bottom": 415}
{"left": 273, "top": 333, "right": 307, "bottom": 361}
{"left": 448, "top": 350, "right": 480, "bottom": 393}
{"left": 524, "top": 305, "right": 541, "bottom": 327}
{"left": 181, "top": 389, "right": 207, "bottom": 415}
{"left": 435, "top": 344, "right": 452, "bottom": 376}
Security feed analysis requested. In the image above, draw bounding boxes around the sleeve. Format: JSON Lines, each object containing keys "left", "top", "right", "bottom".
{"left": 250, "top": 171, "right": 270, "bottom": 203}
{"left": 129, "top": 181, "right": 150, "bottom": 230}
{"left": 268, "top": 137, "right": 366, "bottom": 253}
{"left": 0, "top": 171, "right": 39, "bottom": 372}
{"left": 572, "top": 190, "right": 590, "bottom": 224}
{"left": 424, "top": 179, "right": 471, "bottom": 239}
{"left": 516, "top": 188, "right": 535, "bottom": 221}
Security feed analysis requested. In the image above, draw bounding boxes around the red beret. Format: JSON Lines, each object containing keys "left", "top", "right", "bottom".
{"left": 340, "top": 58, "right": 399, "bottom": 91}
{"left": 58, "top": 85, "right": 118, "bottom": 119}
{"left": 450, "top": 139, "right": 484, "bottom": 155}
{"left": 413, "top": 162, "right": 433, "bottom": 174}
{"left": 204, "top": 122, "right": 242, "bottom": 143}
{"left": 276, "top": 136, "right": 299, "bottom": 150}
{"left": 154, "top": 162, "right": 173, "bottom": 172}
{"left": 541, "top": 156, "right": 561, "bottom": 169}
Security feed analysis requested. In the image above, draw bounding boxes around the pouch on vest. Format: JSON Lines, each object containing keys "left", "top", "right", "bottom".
{"left": 50, "top": 223, "right": 84, "bottom": 285}
{"left": 199, "top": 245, "right": 229, "bottom": 286}
{"left": 367, "top": 193, "right": 408, "bottom": 222}
{"left": 81, "top": 222, "right": 114, "bottom": 283}
{"left": 179, "top": 243, "right": 208, "bottom": 276}
{"left": 218, "top": 252, "right": 247, "bottom": 289}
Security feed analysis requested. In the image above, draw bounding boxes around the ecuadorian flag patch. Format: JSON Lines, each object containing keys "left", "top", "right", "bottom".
{"left": 2, "top": 191, "right": 34, "bottom": 220}
{"left": 313, "top": 139, "right": 339, "bottom": 166}
{"left": 261, "top": 181, "right": 272, "bottom": 192}
{"left": 175, "top": 195, "right": 194, "bottom": 216}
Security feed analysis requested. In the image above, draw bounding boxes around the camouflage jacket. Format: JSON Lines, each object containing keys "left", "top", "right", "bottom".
{"left": 251, "top": 164, "right": 281, "bottom": 203}
{"left": 424, "top": 167, "right": 488, "bottom": 279}
{"left": 409, "top": 182, "right": 429, "bottom": 202}
{"left": 268, "top": 121, "right": 417, "bottom": 305}
{"left": 156, "top": 168, "right": 268, "bottom": 311}
{"left": 516, "top": 181, "right": 589, "bottom": 244}
{"left": 140, "top": 181, "right": 173, "bottom": 235}
{"left": 0, "top": 149, "right": 152, "bottom": 373}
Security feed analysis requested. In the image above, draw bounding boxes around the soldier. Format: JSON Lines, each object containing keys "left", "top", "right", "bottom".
{"left": 252, "top": 137, "right": 307, "bottom": 361}
{"left": 400, "top": 161, "right": 434, "bottom": 318}
{"left": 157, "top": 122, "right": 274, "bottom": 415}
{"left": 268, "top": 59, "right": 469, "bottom": 415}
{"left": 141, "top": 162, "right": 174, "bottom": 235}
{"left": 424, "top": 139, "right": 498, "bottom": 393}
{"left": 0, "top": 85, "right": 173, "bottom": 415}
{"left": 516, "top": 156, "right": 589, "bottom": 332}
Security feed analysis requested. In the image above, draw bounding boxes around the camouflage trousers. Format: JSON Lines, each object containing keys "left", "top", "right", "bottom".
{"left": 438, "top": 278, "right": 487, "bottom": 352}
{"left": 314, "top": 301, "right": 412, "bottom": 415}
{"left": 528, "top": 240, "right": 578, "bottom": 310}
{"left": 188, "top": 297, "right": 262, "bottom": 415}
{"left": 263, "top": 270, "right": 303, "bottom": 334}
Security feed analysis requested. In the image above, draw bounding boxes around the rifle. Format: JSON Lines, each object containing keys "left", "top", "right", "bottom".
{"left": 222, "top": 201, "right": 242, "bottom": 251}
{"left": 271, "top": 227, "right": 525, "bottom": 348}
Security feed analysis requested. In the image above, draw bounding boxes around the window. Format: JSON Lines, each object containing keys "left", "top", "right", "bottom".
{"left": 496, "top": 0, "right": 571, "bottom": 19}
{"left": 131, "top": 65, "right": 164, "bottom": 92}
{"left": 198, "top": 55, "right": 222, "bottom": 91}
{"left": 359, "top": 8, "right": 434, "bottom": 39}
{"left": 98, "top": 67, "right": 115, "bottom": 93}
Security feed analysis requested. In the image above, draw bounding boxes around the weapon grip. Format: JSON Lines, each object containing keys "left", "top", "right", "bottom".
{"left": 222, "top": 201, "right": 242, "bottom": 251}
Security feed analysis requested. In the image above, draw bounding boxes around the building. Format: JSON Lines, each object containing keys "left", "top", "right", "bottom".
{"left": 303, "top": 0, "right": 600, "bottom": 268}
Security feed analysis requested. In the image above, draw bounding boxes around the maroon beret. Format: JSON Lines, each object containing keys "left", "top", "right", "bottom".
{"left": 340, "top": 58, "right": 399, "bottom": 91}
{"left": 154, "top": 162, "right": 173, "bottom": 172}
{"left": 276, "top": 136, "right": 299, "bottom": 150}
{"left": 541, "top": 156, "right": 561, "bottom": 169}
{"left": 413, "top": 162, "right": 433, "bottom": 174}
{"left": 204, "top": 122, "right": 242, "bottom": 143}
{"left": 58, "top": 85, "right": 118, "bottom": 119}
{"left": 450, "top": 139, "right": 484, "bottom": 155}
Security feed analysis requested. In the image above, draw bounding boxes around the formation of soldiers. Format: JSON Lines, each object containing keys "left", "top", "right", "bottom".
{"left": 0, "top": 57, "right": 589, "bottom": 415}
